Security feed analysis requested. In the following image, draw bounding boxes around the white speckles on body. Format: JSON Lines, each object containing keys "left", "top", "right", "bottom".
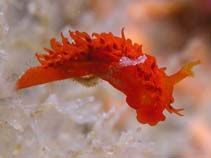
{"left": 119, "top": 55, "right": 147, "bottom": 67}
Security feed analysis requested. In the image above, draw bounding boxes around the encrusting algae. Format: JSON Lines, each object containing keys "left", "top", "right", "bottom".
{"left": 16, "top": 28, "right": 200, "bottom": 125}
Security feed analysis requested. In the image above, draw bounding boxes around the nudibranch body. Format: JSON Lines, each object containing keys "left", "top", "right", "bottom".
{"left": 16, "top": 28, "right": 200, "bottom": 125}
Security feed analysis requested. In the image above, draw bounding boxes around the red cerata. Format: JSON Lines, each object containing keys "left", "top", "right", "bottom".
{"left": 16, "top": 28, "right": 200, "bottom": 126}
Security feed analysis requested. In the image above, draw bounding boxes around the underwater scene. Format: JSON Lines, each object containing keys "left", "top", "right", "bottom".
{"left": 0, "top": 0, "right": 211, "bottom": 157}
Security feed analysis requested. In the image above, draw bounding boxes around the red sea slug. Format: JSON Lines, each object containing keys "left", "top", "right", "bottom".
{"left": 16, "top": 28, "right": 200, "bottom": 126}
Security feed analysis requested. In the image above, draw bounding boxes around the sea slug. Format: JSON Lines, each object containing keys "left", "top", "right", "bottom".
{"left": 16, "top": 28, "right": 200, "bottom": 125}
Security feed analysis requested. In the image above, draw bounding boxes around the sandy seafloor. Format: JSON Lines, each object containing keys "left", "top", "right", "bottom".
{"left": 0, "top": 0, "right": 211, "bottom": 158}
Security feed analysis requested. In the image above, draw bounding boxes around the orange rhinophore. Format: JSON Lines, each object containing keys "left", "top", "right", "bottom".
{"left": 16, "top": 28, "right": 200, "bottom": 126}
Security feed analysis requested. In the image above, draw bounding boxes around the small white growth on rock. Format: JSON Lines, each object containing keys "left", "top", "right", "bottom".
{"left": 119, "top": 55, "right": 147, "bottom": 67}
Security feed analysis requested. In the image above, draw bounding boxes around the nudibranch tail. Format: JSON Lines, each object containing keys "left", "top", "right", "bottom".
{"left": 168, "top": 60, "right": 201, "bottom": 85}
{"left": 16, "top": 66, "right": 76, "bottom": 89}
{"left": 16, "top": 62, "right": 99, "bottom": 89}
